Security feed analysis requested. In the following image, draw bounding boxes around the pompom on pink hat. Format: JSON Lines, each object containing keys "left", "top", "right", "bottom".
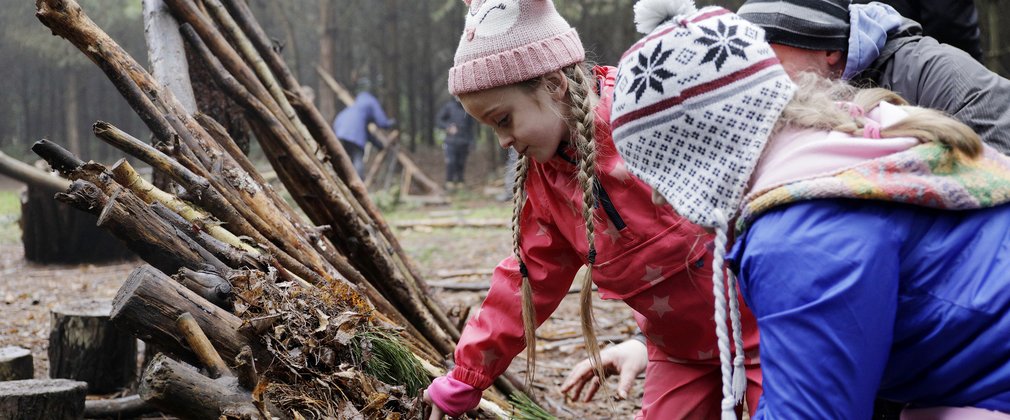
{"left": 448, "top": 0, "right": 585, "bottom": 95}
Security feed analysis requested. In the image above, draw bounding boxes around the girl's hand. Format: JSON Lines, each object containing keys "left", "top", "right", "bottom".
{"left": 422, "top": 389, "right": 446, "bottom": 420}
{"left": 560, "top": 339, "right": 649, "bottom": 401}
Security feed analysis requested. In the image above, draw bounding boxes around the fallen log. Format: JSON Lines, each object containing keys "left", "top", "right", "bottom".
{"left": 139, "top": 353, "right": 262, "bottom": 419}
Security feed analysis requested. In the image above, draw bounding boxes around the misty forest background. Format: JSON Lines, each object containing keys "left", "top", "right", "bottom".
{"left": 2, "top": 0, "right": 1009, "bottom": 177}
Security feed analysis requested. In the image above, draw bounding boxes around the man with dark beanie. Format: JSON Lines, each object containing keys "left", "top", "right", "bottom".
{"left": 736, "top": 0, "right": 1010, "bottom": 155}
{"left": 854, "top": 0, "right": 983, "bottom": 61}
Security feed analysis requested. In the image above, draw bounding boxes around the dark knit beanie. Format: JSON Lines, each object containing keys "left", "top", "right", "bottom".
{"left": 737, "top": 0, "right": 851, "bottom": 51}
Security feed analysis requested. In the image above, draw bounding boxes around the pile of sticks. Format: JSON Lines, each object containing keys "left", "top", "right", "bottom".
{"left": 30, "top": 0, "right": 524, "bottom": 417}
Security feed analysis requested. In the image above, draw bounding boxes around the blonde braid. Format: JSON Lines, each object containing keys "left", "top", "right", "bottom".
{"left": 511, "top": 155, "right": 537, "bottom": 387}
{"left": 564, "top": 63, "right": 608, "bottom": 387}
{"left": 775, "top": 73, "right": 982, "bottom": 161}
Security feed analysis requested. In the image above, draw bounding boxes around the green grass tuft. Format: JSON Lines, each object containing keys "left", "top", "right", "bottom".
{"left": 351, "top": 328, "right": 428, "bottom": 396}
{"left": 508, "top": 392, "right": 557, "bottom": 420}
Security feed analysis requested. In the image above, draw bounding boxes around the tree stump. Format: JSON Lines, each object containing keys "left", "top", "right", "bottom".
{"left": 0, "top": 347, "right": 32, "bottom": 381}
{"left": 48, "top": 299, "right": 137, "bottom": 394}
{"left": 0, "top": 379, "right": 86, "bottom": 420}
{"left": 20, "top": 183, "right": 134, "bottom": 264}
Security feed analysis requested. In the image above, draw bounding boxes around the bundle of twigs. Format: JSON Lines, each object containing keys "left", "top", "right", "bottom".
{"left": 31, "top": 0, "right": 529, "bottom": 417}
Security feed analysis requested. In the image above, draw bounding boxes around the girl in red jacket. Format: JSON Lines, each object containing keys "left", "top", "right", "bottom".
{"left": 424, "top": 1, "right": 759, "bottom": 418}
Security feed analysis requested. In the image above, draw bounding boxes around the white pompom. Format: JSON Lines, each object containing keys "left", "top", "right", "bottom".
{"left": 634, "top": 0, "right": 698, "bottom": 34}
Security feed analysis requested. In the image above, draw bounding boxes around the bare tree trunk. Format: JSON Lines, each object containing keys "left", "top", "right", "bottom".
{"left": 317, "top": 0, "right": 337, "bottom": 121}
{"left": 65, "top": 72, "right": 80, "bottom": 154}
{"left": 143, "top": 0, "right": 197, "bottom": 114}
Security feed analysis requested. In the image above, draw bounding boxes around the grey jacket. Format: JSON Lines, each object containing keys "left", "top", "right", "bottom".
{"left": 854, "top": 19, "right": 1010, "bottom": 154}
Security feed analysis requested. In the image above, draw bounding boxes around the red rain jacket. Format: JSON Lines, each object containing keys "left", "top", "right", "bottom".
{"left": 449, "top": 66, "right": 759, "bottom": 390}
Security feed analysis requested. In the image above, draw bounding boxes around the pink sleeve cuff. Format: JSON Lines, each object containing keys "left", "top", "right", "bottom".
{"left": 427, "top": 375, "right": 482, "bottom": 417}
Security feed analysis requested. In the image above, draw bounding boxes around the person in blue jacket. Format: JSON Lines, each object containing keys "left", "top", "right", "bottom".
{"left": 332, "top": 77, "right": 395, "bottom": 177}
{"left": 609, "top": 1, "right": 1010, "bottom": 418}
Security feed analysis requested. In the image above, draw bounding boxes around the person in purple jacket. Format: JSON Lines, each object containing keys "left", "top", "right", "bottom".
{"left": 331, "top": 77, "right": 395, "bottom": 177}
{"left": 610, "top": 1, "right": 1010, "bottom": 419}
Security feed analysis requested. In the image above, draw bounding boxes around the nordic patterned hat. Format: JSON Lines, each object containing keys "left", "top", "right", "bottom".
{"left": 448, "top": 0, "right": 585, "bottom": 95}
{"left": 611, "top": 0, "right": 796, "bottom": 229}
{"left": 612, "top": 2, "right": 795, "bottom": 419}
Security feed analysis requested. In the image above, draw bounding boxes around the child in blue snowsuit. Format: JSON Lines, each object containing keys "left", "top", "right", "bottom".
{"left": 611, "top": 1, "right": 1010, "bottom": 418}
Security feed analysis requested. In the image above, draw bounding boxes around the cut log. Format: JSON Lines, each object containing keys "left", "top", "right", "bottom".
{"left": 0, "top": 379, "right": 86, "bottom": 420}
{"left": 139, "top": 353, "right": 260, "bottom": 419}
{"left": 110, "top": 265, "right": 269, "bottom": 366}
{"left": 0, "top": 347, "right": 32, "bottom": 381}
{"left": 48, "top": 299, "right": 137, "bottom": 394}
{"left": 84, "top": 394, "right": 154, "bottom": 419}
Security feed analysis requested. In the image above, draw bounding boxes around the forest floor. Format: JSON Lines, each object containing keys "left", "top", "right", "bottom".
{"left": 0, "top": 166, "right": 642, "bottom": 418}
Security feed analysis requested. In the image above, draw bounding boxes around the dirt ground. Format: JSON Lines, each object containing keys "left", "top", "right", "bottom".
{"left": 0, "top": 171, "right": 642, "bottom": 418}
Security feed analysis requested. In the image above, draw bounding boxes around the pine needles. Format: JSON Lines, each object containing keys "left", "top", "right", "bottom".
{"left": 351, "top": 328, "right": 428, "bottom": 396}
{"left": 508, "top": 392, "right": 557, "bottom": 420}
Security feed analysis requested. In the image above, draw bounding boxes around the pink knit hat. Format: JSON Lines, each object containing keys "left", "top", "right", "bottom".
{"left": 448, "top": 0, "right": 586, "bottom": 95}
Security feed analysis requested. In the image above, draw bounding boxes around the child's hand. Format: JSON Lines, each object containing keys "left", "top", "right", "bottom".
{"left": 560, "top": 339, "right": 649, "bottom": 401}
{"left": 422, "top": 388, "right": 445, "bottom": 420}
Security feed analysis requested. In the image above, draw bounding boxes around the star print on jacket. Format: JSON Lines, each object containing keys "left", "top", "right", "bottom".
{"left": 650, "top": 295, "right": 674, "bottom": 318}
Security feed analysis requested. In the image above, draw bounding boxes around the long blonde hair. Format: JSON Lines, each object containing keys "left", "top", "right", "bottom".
{"left": 775, "top": 73, "right": 982, "bottom": 160}
{"left": 511, "top": 62, "right": 606, "bottom": 389}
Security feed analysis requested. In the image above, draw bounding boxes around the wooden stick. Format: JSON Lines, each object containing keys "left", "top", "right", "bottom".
{"left": 110, "top": 159, "right": 259, "bottom": 255}
{"left": 84, "top": 395, "right": 154, "bottom": 419}
{"left": 177, "top": 312, "right": 231, "bottom": 379}
{"left": 0, "top": 151, "right": 69, "bottom": 192}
